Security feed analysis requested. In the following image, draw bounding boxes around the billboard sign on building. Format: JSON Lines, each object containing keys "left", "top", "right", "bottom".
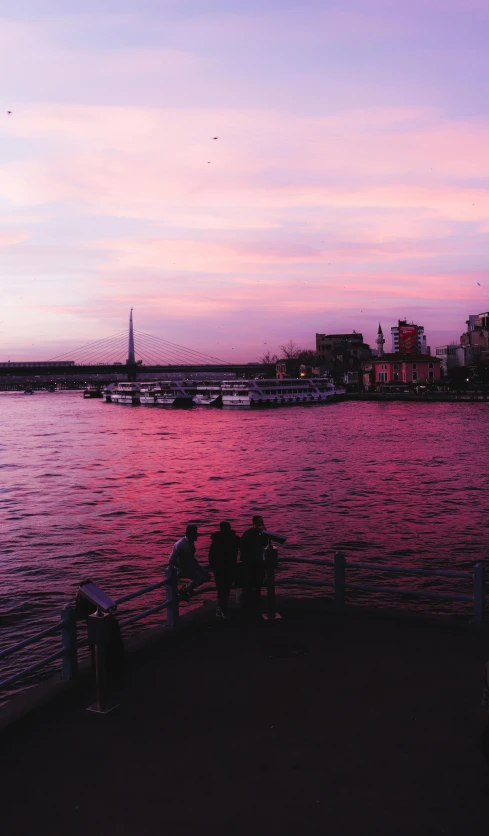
{"left": 399, "top": 324, "right": 417, "bottom": 354}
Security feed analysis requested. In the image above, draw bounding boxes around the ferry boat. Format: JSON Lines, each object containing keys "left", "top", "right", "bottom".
{"left": 191, "top": 380, "right": 223, "bottom": 407}
{"left": 83, "top": 387, "right": 103, "bottom": 399}
{"left": 139, "top": 380, "right": 193, "bottom": 407}
{"left": 221, "top": 378, "right": 342, "bottom": 408}
{"left": 110, "top": 382, "right": 141, "bottom": 405}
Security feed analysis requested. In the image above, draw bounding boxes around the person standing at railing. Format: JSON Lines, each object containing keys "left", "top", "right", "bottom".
{"left": 209, "top": 521, "right": 240, "bottom": 620}
{"left": 169, "top": 525, "right": 211, "bottom": 602}
{"left": 240, "top": 515, "right": 267, "bottom": 611}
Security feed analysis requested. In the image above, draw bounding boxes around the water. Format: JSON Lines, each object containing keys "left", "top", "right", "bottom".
{"left": 1, "top": 392, "right": 489, "bottom": 696}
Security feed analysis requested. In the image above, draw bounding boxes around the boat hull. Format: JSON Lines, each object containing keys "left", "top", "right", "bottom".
{"left": 154, "top": 396, "right": 193, "bottom": 408}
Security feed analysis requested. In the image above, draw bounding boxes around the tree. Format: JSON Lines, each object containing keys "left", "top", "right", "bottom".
{"left": 296, "top": 349, "right": 320, "bottom": 365}
{"left": 279, "top": 340, "right": 302, "bottom": 360}
{"left": 260, "top": 350, "right": 279, "bottom": 364}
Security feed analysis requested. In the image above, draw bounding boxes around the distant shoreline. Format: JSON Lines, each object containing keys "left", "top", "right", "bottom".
{"left": 344, "top": 392, "right": 488, "bottom": 402}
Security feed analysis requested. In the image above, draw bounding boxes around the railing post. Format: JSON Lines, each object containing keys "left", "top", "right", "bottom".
{"left": 86, "top": 610, "right": 119, "bottom": 715}
{"left": 165, "top": 566, "right": 179, "bottom": 628}
{"left": 262, "top": 545, "right": 281, "bottom": 621}
{"left": 473, "top": 563, "right": 485, "bottom": 627}
{"left": 60, "top": 604, "right": 78, "bottom": 681}
{"left": 334, "top": 551, "right": 346, "bottom": 609}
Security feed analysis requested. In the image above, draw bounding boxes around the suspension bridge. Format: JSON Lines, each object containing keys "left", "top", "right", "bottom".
{"left": 0, "top": 311, "right": 270, "bottom": 387}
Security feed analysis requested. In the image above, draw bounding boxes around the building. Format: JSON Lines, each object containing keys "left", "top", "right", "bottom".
{"left": 435, "top": 344, "right": 481, "bottom": 375}
{"left": 316, "top": 332, "right": 371, "bottom": 387}
{"left": 370, "top": 354, "right": 440, "bottom": 386}
{"left": 316, "top": 333, "right": 371, "bottom": 362}
{"left": 460, "top": 312, "right": 489, "bottom": 362}
{"left": 390, "top": 321, "right": 428, "bottom": 355}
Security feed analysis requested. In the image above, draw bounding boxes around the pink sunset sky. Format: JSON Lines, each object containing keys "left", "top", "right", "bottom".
{"left": 2, "top": 0, "right": 489, "bottom": 362}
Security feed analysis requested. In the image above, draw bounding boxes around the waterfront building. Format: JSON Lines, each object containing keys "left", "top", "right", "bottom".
{"left": 390, "top": 321, "right": 428, "bottom": 355}
{"left": 460, "top": 312, "right": 489, "bottom": 363}
{"left": 435, "top": 344, "right": 481, "bottom": 374}
{"left": 316, "top": 332, "right": 371, "bottom": 385}
{"left": 370, "top": 354, "right": 440, "bottom": 385}
{"left": 316, "top": 332, "right": 371, "bottom": 362}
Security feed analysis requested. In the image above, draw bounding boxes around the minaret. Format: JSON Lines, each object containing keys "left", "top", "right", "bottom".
{"left": 127, "top": 308, "right": 136, "bottom": 364}
{"left": 376, "top": 323, "right": 385, "bottom": 357}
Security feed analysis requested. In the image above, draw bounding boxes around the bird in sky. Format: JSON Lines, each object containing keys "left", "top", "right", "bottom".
{"left": 213, "top": 136, "right": 219, "bottom": 139}
{"left": 7, "top": 110, "right": 11, "bottom": 114}
{"left": 207, "top": 161, "right": 211, "bottom": 164}
{"left": 477, "top": 282, "right": 481, "bottom": 286}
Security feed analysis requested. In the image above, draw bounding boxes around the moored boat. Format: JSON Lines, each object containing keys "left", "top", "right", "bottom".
{"left": 153, "top": 381, "right": 193, "bottom": 407}
{"left": 110, "top": 382, "right": 141, "bottom": 405}
{"left": 221, "top": 378, "right": 343, "bottom": 407}
{"left": 191, "top": 380, "right": 223, "bottom": 407}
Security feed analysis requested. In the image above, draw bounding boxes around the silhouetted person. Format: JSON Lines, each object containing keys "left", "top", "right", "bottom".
{"left": 240, "top": 515, "right": 266, "bottom": 611}
{"left": 209, "top": 521, "right": 240, "bottom": 619}
{"left": 169, "top": 525, "right": 210, "bottom": 601}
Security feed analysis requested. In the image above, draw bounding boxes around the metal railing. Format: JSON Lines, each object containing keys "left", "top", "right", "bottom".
{"left": 277, "top": 552, "right": 486, "bottom": 626}
{"left": 1, "top": 553, "right": 486, "bottom": 698}
{"left": 0, "top": 567, "right": 180, "bottom": 694}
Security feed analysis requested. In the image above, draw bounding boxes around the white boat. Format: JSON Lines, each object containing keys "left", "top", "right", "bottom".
{"left": 191, "top": 380, "right": 223, "bottom": 407}
{"left": 150, "top": 380, "right": 193, "bottom": 407}
{"left": 221, "top": 378, "right": 343, "bottom": 408}
{"left": 138, "top": 382, "right": 159, "bottom": 405}
{"left": 110, "top": 382, "right": 141, "bottom": 405}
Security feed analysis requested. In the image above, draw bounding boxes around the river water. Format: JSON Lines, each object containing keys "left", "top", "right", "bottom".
{"left": 1, "top": 392, "right": 488, "bottom": 697}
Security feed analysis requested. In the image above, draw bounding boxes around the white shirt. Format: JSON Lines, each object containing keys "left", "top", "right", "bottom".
{"left": 169, "top": 536, "right": 196, "bottom": 570}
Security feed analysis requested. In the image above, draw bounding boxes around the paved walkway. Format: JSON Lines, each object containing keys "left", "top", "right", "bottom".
{"left": 1, "top": 607, "right": 489, "bottom": 835}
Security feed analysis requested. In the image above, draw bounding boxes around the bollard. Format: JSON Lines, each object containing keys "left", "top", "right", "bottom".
{"left": 86, "top": 609, "right": 119, "bottom": 714}
{"left": 473, "top": 563, "right": 485, "bottom": 627}
{"left": 60, "top": 604, "right": 78, "bottom": 681}
{"left": 334, "top": 551, "right": 346, "bottom": 609}
{"left": 165, "top": 566, "right": 179, "bottom": 628}
{"left": 262, "top": 544, "right": 281, "bottom": 621}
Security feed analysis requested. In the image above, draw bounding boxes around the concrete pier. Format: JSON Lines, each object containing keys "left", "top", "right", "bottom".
{"left": 1, "top": 605, "right": 489, "bottom": 835}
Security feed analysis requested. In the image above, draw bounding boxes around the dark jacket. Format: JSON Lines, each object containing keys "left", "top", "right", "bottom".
{"left": 209, "top": 530, "right": 240, "bottom": 577}
{"left": 240, "top": 527, "right": 266, "bottom": 563}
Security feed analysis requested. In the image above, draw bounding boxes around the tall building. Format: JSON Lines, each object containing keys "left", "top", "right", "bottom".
{"left": 460, "top": 311, "right": 489, "bottom": 363}
{"left": 376, "top": 323, "right": 385, "bottom": 357}
{"left": 390, "top": 320, "right": 428, "bottom": 354}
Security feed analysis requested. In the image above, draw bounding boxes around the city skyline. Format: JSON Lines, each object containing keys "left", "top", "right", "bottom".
{"left": 2, "top": 0, "right": 489, "bottom": 361}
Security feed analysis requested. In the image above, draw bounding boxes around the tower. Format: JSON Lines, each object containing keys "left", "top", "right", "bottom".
{"left": 127, "top": 308, "right": 135, "bottom": 365}
{"left": 376, "top": 323, "right": 385, "bottom": 357}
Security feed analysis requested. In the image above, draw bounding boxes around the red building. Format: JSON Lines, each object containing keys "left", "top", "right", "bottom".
{"left": 370, "top": 353, "right": 441, "bottom": 386}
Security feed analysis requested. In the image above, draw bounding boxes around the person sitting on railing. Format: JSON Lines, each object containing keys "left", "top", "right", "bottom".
{"left": 169, "top": 525, "right": 211, "bottom": 602}
{"left": 209, "top": 521, "right": 240, "bottom": 620}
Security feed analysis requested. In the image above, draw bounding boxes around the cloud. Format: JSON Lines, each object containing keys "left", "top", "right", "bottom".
{"left": 2, "top": 5, "right": 489, "bottom": 360}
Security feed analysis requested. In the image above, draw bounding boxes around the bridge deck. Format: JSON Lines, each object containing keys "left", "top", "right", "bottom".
{"left": 1, "top": 606, "right": 488, "bottom": 835}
